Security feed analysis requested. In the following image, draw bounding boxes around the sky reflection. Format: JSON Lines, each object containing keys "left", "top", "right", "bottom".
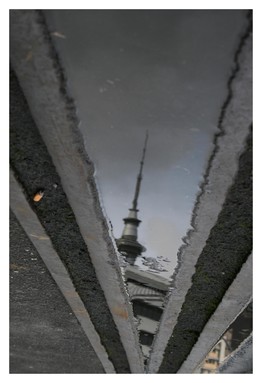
{"left": 45, "top": 10, "right": 248, "bottom": 277}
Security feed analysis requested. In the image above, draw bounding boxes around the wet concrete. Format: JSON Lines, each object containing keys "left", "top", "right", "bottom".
{"left": 9, "top": 9, "right": 252, "bottom": 374}
{"left": 10, "top": 171, "right": 116, "bottom": 373}
{"left": 10, "top": 210, "right": 105, "bottom": 373}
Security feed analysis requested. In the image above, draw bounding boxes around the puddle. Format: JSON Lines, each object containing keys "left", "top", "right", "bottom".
{"left": 44, "top": 10, "right": 249, "bottom": 360}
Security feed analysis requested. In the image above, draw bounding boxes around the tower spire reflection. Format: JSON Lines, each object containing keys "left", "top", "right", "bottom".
{"left": 116, "top": 131, "right": 148, "bottom": 265}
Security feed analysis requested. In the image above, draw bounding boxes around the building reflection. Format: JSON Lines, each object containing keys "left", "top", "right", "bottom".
{"left": 116, "top": 133, "right": 252, "bottom": 365}
{"left": 116, "top": 132, "right": 170, "bottom": 360}
{"left": 124, "top": 265, "right": 169, "bottom": 359}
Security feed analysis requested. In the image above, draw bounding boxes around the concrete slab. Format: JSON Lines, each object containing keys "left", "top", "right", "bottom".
{"left": 10, "top": 171, "right": 115, "bottom": 373}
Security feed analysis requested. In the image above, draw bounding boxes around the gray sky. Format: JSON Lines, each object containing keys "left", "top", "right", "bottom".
{"left": 45, "top": 10, "right": 247, "bottom": 277}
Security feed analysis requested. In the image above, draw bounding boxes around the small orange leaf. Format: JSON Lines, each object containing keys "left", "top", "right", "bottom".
{"left": 33, "top": 190, "right": 44, "bottom": 202}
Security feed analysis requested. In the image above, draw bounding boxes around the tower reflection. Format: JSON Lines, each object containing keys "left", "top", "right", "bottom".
{"left": 116, "top": 132, "right": 171, "bottom": 360}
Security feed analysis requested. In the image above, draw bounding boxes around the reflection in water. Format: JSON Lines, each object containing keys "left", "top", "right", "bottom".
{"left": 43, "top": 9, "right": 250, "bottom": 363}
{"left": 115, "top": 128, "right": 252, "bottom": 363}
{"left": 197, "top": 302, "right": 252, "bottom": 373}
{"left": 116, "top": 131, "right": 170, "bottom": 360}
{"left": 124, "top": 266, "right": 169, "bottom": 361}
{"left": 116, "top": 131, "right": 148, "bottom": 265}
{"left": 44, "top": 10, "right": 248, "bottom": 281}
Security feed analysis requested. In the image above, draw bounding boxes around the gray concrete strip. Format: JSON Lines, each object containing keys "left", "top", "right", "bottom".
{"left": 177, "top": 253, "right": 252, "bottom": 373}
{"left": 215, "top": 333, "right": 252, "bottom": 374}
{"left": 10, "top": 10, "right": 144, "bottom": 373}
{"left": 10, "top": 170, "right": 115, "bottom": 374}
{"left": 147, "top": 17, "right": 252, "bottom": 374}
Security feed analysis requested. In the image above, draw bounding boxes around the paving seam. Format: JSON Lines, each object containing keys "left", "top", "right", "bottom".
{"left": 10, "top": 170, "right": 115, "bottom": 374}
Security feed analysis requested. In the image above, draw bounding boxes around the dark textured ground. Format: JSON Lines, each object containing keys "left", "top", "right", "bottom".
{"left": 10, "top": 210, "right": 105, "bottom": 373}
{"left": 10, "top": 69, "right": 130, "bottom": 373}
